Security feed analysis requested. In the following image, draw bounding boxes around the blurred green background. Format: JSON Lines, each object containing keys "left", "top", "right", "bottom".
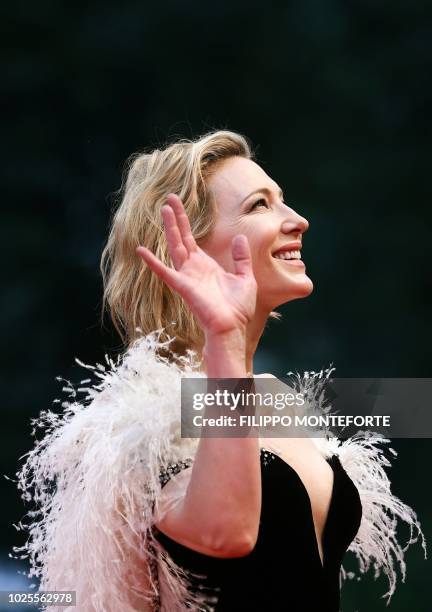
{"left": 2, "top": 1, "right": 431, "bottom": 610}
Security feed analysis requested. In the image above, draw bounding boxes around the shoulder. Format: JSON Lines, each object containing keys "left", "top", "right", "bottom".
{"left": 254, "top": 372, "right": 276, "bottom": 378}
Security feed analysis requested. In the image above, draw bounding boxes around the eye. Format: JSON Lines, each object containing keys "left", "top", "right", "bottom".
{"left": 250, "top": 198, "right": 269, "bottom": 211}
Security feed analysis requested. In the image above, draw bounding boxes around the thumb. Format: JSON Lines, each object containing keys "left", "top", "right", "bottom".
{"left": 231, "top": 234, "right": 253, "bottom": 277}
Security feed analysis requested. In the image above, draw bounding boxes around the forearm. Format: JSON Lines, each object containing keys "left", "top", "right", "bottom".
{"left": 172, "top": 329, "right": 262, "bottom": 554}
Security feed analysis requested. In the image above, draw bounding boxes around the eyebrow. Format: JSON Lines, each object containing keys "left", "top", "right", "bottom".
{"left": 239, "top": 186, "right": 284, "bottom": 207}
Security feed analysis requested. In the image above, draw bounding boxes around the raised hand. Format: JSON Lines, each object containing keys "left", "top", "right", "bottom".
{"left": 136, "top": 193, "right": 257, "bottom": 337}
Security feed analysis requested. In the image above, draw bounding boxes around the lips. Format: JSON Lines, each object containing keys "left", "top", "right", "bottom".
{"left": 272, "top": 242, "right": 302, "bottom": 257}
{"left": 274, "top": 258, "right": 305, "bottom": 267}
{"left": 270, "top": 242, "right": 306, "bottom": 270}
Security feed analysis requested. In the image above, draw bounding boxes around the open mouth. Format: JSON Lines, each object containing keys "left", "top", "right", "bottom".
{"left": 272, "top": 250, "right": 302, "bottom": 261}
{"left": 272, "top": 249, "right": 305, "bottom": 267}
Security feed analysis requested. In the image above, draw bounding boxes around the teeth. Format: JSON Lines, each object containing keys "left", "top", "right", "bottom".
{"left": 273, "top": 250, "right": 301, "bottom": 260}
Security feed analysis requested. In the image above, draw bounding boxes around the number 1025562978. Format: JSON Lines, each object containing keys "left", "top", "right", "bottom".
{"left": 1, "top": 590, "right": 76, "bottom": 606}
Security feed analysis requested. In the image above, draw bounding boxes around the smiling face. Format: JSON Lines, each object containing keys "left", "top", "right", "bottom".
{"left": 200, "top": 156, "right": 313, "bottom": 313}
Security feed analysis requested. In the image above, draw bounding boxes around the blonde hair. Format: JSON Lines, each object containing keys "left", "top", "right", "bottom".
{"left": 100, "top": 129, "right": 281, "bottom": 360}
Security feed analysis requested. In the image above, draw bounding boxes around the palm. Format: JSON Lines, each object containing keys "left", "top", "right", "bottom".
{"left": 136, "top": 194, "right": 257, "bottom": 336}
{"left": 172, "top": 244, "right": 256, "bottom": 333}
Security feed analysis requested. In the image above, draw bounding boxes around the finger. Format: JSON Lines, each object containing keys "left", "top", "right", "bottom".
{"left": 136, "top": 246, "right": 181, "bottom": 292}
{"left": 231, "top": 234, "right": 254, "bottom": 277}
{"left": 161, "top": 205, "right": 188, "bottom": 270}
{"left": 166, "top": 193, "right": 198, "bottom": 254}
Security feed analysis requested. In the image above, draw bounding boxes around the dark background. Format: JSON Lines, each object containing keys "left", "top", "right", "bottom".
{"left": 2, "top": 1, "right": 431, "bottom": 610}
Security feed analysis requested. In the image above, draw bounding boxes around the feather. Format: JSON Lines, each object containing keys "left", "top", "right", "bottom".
{"left": 288, "top": 370, "right": 427, "bottom": 605}
{"left": 329, "top": 431, "right": 427, "bottom": 605}
{"left": 9, "top": 328, "right": 209, "bottom": 611}
{"left": 8, "top": 328, "right": 427, "bottom": 610}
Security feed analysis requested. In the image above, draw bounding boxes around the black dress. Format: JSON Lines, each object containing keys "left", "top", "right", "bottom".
{"left": 155, "top": 448, "right": 363, "bottom": 611}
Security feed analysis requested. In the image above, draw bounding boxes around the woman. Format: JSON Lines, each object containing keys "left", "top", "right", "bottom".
{"left": 13, "top": 130, "right": 426, "bottom": 611}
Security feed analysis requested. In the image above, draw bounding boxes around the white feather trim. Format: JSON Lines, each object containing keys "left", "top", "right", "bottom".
{"left": 10, "top": 329, "right": 210, "bottom": 611}
{"left": 326, "top": 431, "right": 427, "bottom": 605}
{"left": 9, "top": 329, "right": 427, "bottom": 610}
{"left": 288, "top": 370, "right": 427, "bottom": 605}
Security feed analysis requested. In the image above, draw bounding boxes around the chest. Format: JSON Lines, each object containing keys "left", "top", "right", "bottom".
{"left": 259, "top": 437, "right": 335, "bottom": 565}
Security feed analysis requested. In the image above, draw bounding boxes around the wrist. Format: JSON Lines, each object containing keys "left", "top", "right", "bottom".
{"left": 202, "top": 328, "right": 247, "bottom": 378}
{"left": 204, "top": 328, "right": 246, "bottom": 359}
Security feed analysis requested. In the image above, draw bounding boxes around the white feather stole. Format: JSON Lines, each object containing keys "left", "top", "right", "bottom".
{"left": 9, "top": 329, "right": 427, "bottom": 610}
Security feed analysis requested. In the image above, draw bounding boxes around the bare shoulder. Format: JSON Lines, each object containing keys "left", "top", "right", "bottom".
{"left": 254, "top": 372, "right": 276, "bottom": 378}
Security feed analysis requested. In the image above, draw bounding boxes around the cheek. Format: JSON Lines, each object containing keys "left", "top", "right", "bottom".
{"left": 247, "top": 232, "right": 274, "bottom": 267}
{"left": 202, "top": 224, "right": 274, "bottom": 273}
{"left": 242, "top": 219, "right": 273, "bottom": 248}
{"left": 249, "top": 249, "right": 276, "bottom": 286}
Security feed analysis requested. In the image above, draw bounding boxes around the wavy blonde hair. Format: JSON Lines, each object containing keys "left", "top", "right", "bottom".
{"left": 100, "top": 129, "right": 281, "bottom": 360}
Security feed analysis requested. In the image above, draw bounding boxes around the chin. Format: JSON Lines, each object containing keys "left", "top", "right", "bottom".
{"left": 296, "top": 276, "right": 314, "bottom": 297}
{"left": 262, "top": 277, "right": 314, "bottom": 309}
{"left": 282, "top": 275, "right": 314, "bottom": 300}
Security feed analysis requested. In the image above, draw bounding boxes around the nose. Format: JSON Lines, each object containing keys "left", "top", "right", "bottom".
{"left": 281, "top": 207, "right": 309, "bottom": 235}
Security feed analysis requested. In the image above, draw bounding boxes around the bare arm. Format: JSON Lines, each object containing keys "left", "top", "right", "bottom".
{"left": 155, "top": 328, "right": 261, "bottom": 557}
{"left": 136, "top": 193, "right": 261, "bottom": 557}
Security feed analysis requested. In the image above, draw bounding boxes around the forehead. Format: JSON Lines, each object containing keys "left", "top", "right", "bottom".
{"left": 207, "top": 157, "right": 279, "bottom": 211}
